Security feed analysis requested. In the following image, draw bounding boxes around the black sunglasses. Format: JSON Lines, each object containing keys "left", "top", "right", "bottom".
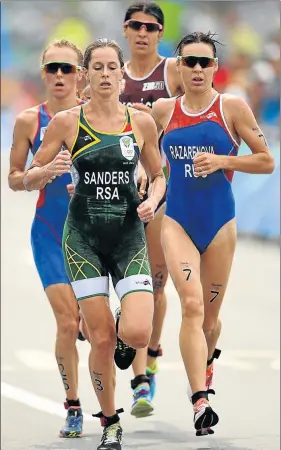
{"left": 124, "top": 19, "right": 163, "bottom": 32}
{"left": 177, "top": 55, "right": 218, "bottom": 69}
{"left": 41, "top": 61, "right": 82, "bottom": 74}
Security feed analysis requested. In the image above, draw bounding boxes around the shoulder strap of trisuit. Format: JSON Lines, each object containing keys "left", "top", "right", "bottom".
{"left": 125, "top": 106, "right": 131, "bottom": 124}
{"left": 79, "top": 105, "right": 84, "bottom": 122}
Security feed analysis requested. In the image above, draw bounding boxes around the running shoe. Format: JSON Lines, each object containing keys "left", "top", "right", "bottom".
{"left": 114, "top": 308, "right": 136, "bottom": 370}
{"left": 97, "top": 423, "right": 123, "bottom": 450}
{"left": 59, "top": 406, "right": 83, "bottom": 438}
{"left": 146, "top": 345, "right": 162, "bottom": 401}
{"left": 131, "top": 384, "right": 154, "bottom": 418}
{"left": 146, "top": 361, "right": 158, "bottom": 401}
{"left": 191, "top": 391, "right": 219, "bottom": 436}
{"left": 206, "top": 348, "right": 221, "bottom": 390}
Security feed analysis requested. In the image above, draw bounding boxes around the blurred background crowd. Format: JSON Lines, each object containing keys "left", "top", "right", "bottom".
{"left": 1, "top": 1, "right": 280, "bottom": 238}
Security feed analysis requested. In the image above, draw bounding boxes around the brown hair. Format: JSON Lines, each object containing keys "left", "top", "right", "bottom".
{"left": 41, "top": 39, "right": 83, "bottom": 65}
{"left": 83, "top": 38, "right": 124, "bottom": 69}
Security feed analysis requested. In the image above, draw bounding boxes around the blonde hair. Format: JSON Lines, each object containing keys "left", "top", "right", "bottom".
{"left": 41, "top": 39, "right": 83, "bottom": 65}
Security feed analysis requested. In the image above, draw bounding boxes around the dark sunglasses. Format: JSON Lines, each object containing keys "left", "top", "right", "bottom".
{"left": 124, "top": 19, "right": 163, "bottom": 32}
{"left": 177, "top": 55, "right": 218, "bottom": 69}
{"left": 41, "top": 61, "right": 82, "bottom": 74}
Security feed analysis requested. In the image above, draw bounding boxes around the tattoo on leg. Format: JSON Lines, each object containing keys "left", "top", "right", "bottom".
{"left": 93, "top": 371, "right": 104, "bottom": 392}
{"left": 210, "top": 283, "right": 222, "bottom": 302}
{"left": 58, "top": 363, "right": 70, "bottom": 391}
{"left": 153, "top": 271, "right": 164, "bottom": 290}
{"left": 183, "top": 268, "right": 191, "bottom": 281}
{"left": 180, "top": 262, "right": 191, "bottom": 281}
{"left": 210, "top": 290, "right": 219, "bottom": 303}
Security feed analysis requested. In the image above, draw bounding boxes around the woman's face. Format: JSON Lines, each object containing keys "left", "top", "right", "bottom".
{"left": 42, "top": 46, "right": 81, "bottom": 99}
{"left": 86, "top": 46, "right": 123, "bottom": 97}
{"left": 178, "top": 42, "right": 218, "bottom": 92}
{"left": 124, "top": 12, "right": 163, "bottom": 56}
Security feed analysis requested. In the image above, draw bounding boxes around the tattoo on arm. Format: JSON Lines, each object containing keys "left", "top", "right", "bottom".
{"left": 258, "top": 133, "right": 268, "bottom": 146}
{"left": 252, "top": 127, "right": 268, "bottom": 146}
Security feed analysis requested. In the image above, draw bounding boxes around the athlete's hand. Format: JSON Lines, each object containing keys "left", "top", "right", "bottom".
{"left": 137, "top": 197, "right": 156, "bottom": 223}
{"left": 131, "top": 103, "right": 152, "bottom": 114}
{"left": 46, "top": 150, "right": 72, "bottom": 178}
{"left": 137, "top": 163, "right": 148, "bottom": 200}
{"left": 193, "top": 152, "right": 222, "bottom": 177}
{"left": 67, "top": 183, "right": 75, "bottom": 197}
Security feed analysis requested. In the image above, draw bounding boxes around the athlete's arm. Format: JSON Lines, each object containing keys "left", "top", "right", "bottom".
{"left": 222, "top": 97, "right": 275, "bottom": 174}
{"left": 8, "top": 111, "right": 34, "bottom": 191}
{"left": 137, "top": 112, "right": 166, "bottom": 210}
{"left": 167, "top": 58, "right": 185, "bottom": 95}
{"left": 24, "top": 112, "right": 71, "bottom": 191}
{"left": 151, "top": 97, "right": 174, "bottom": 137}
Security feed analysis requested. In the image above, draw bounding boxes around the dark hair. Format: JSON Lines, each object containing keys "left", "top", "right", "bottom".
{"left": 124, "top": 1, "right": 164, "bottom": 27}
{"left": 175, "top": 31, "right": 223, "bottom": 57}
{"left": 83, "top": 38, "right": 124, "bottom": 69}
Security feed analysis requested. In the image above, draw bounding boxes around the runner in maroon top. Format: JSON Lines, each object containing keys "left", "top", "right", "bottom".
{"left": 119, "top": 1, "right": 184, "bottom": 418}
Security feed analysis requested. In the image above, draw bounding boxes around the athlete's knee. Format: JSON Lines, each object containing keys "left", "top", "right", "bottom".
{"left": 57, "top": 318, "right": 79, "bottom": 343}
{"left": 88, "top": 323, "right": 116, "bottom": 355}
{"left": 121, "top": 323, "right": 152, "bottom": 349}
{"left": 181, "top": 293, "right": 204, "bottom": 321}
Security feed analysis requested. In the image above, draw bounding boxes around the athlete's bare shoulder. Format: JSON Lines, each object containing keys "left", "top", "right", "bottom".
{"left": 50, "top": 105, "right": 81, "bottom": 132}
{"left": 13, "top": 105, "right": 42, "bottom": 141}
{"left": 15, "top": 105, "right": 40, "bottom": 127}
{"left": 154, "top": 96, "right": 177, "bottom": 109}
{"left": 166, "top": 57, "right": 184, "bottom": 95}
{"left": 222, "top": 93, "right": 249, "bottom": 109}
{"left": 56, "top": 104, "right": 81, "bottom": 120}
{"left": 221, "top": 93, "right": 253, "bottom": 120}
{"left": 128, "top": 106, "right": 155, "bottom": 129}
{"left": 151, "top": 97, "right": 177, "bottom": 131}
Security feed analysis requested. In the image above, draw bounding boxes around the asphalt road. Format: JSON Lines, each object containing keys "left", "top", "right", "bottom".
{"left": 1, "top": 155, "right": 280, "bottom": 450}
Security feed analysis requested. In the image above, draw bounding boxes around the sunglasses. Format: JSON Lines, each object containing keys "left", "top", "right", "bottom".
{"left": 177, "top": 55, "right": 218, "bottom": 69}
{"left": 124, "top": 19, "right": 163, "bottom": 32}
{"left": 41, "top": 61, "right": 82, "bottom": 74}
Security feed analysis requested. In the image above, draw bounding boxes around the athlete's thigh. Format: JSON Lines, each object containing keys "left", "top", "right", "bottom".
{"left": 78, "top": 295, "right": 115, "bottom": 337}
{"left": 201, "top": 218, "right": 237, "bottom": 324}
{"left": 110, "top": 218, "right": 154, "bottom": 326}
{"left": 62, "top": 221, "right": 109, "bottom": 301}
{"left": 161, "top": 215, "right": 202, "bottom": 303}
{"left": 31, "top": 218, "right": 70, "bottom": 289}
{"left": 45, "top": 284, "right": 79, "bottom": 323}
{"left": 145, "top": 203, "right": 168, "bottom": 291}
{"left": 111, "top": 219, "right": 153, "bottom": 300}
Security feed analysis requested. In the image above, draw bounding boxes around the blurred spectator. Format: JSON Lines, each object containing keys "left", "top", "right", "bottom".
{"left": 1, "top": 0, "right": 280, "bottom": 144}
